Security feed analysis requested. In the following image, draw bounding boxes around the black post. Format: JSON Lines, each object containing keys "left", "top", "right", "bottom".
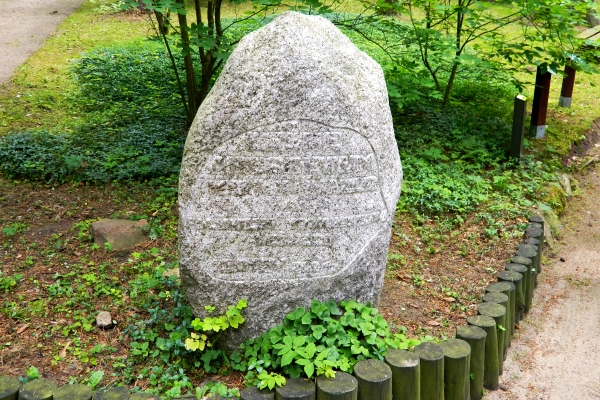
{"left": 510, "top": 94, "right": 528, "bottom": 159}
{"left": 530, "top": 66, "right": 552, "bottom": 138}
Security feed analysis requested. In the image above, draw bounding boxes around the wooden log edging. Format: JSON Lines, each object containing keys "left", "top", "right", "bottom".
{"left": 0, "top": 217, "right": 545, "bottom": 400}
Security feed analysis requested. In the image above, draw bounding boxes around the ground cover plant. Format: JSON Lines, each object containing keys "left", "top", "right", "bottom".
{"left": 1, "top": 0, "right": 600, "bottom": 397}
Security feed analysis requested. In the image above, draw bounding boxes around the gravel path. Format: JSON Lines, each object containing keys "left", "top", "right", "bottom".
{"left": 0, "top": 0, "right": 85, "bottom": 84}
{"left": 486, "top": 147, "right": 600, "bottom": 399}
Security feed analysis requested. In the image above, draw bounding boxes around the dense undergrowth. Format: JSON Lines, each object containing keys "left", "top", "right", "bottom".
{"left": 0, "top": 1, "right": 598, "bottom": 398}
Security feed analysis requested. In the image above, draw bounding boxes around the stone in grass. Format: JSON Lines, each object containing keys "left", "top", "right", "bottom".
{"left": 96, "top": 311, "right": 113, "bottom": 329}
{"left": 53, "top": 383, "right": 93, "bottom": 400}
{"left": 178, "top": 11, "right": 403, "bottom": 350}
{"left": 91, "top": 219, "right": 148, "bottom": 251}
{"left": 93, "top": 386, "right": 130, "bottom": 400}
{"left": 18, "top": 378, "right": 57, "bottom": 400}
{"left": 0, "top": 375, "right": 20, "bottom": 400}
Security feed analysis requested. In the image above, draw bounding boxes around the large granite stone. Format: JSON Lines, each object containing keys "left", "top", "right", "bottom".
{"left": 178, "top": 11, "right": 402, "bottom": 349}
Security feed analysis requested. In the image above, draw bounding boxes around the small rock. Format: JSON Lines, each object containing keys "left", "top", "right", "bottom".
{"left": 96, "top": 311, "right": 113, "bottom": 329}
{"left": 91, "top": 219, "right": 149, "bottom": 251}
{"left": 560, "top": 257, "right": 566, "bottom": 262}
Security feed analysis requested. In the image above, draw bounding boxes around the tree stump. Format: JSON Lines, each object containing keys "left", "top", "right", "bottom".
{"left": 467, "top": 315, "right": 499, "bottom": 390}
{"left": 440, "top": 339, "right": 471, "bottom": 400}
{"left": 525, "top": 226, "right": 544, "bottom": 251}
{"left": 511, "top": 255, "right": 534, "bottom": 312}
{"left": 485, "top": 281, "right": 512, "bottom": 345}
{"left": 477, "top": 302, "right": 506, "bottom": 373}
{"left": 414, "top": 342, "right": 444, "bottom": 400}
{"left": 497, "top": 270, "right": 522, "bottom": 334}
{"left": 53, "top": 384, "right": 93, "bottom": 400}
{"left": 0, "top": 376, "right": 20, "bottom": 400}
{"left": 93, "top": 386, "right": 130, "bottom": 400}
{"left": 385, "top": 349, "right": 420, "bottom": 400}
{"left": 505, "top": 264, "right": 527, "bottom": 321}
{"left": 456, "top": 326, "right": 486, "bottom": 400}
{"left": 316, "top": 371, "right": 357, "bottom": 400}
{"left": 525, "top": 237, "right": 542, "bottom": 273}
{"left": 18, "top": 379, "right": 58, "bottom": 400}
{"left": 241, "top": 387, "right": 275, "bottom": 400}
{"left": 353, "top": 359, "right": 392, "bottom": 400}
{"left": 276, "top": 378, "right": 315, "bottom": 400}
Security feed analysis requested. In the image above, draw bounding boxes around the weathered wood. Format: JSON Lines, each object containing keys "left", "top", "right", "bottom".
{"left": 517, "top": 243, "right": 538, "bottom": 288}
{"left": 130, "top": 393, "right": 163, "bottom": 400}
{"left": 559, "top": 65, "right": 576, "bottom": 107}
{"left": 0, "top": 376, "right": 20, "bottom": 400}
{"left": 241, "top": 386, "right": 275, "bottom": 400}
{"left": 316, "top": 371, "right": 357, "bottom": 400}
{"left": 525, "top": 237, "right": 542, "bottom": 272}
{"left": 525, "top": 226, "right": 544, "bottom": 250}
{"left": 414, "top": 342, "right": 444, "bottom": 400}
{"left": 511, "top": 255, "right": 534, "bottom": 313}
{"left": 467, "top": 315, "right": 499, "bottom": 390}
{"left": 510, "top": 94, "right": 528, "bottom": 159}
{"left": 18, "top": 379, "right": 58, "bottom": 400}
{"left": 440, "top": 339, "right": 471, "bottom": 400}
{"left": 385, "top": 349, "right": 420, "bottom": 400}
{"left": 276, "top": 378, "right": 315, "bottom": 400}
{"left": 498, "top": 270, "right": 522, "bottom": 332}
{"left": 93, "top": 386, "right": 130, "bottom": 400}
{"left": 529, "top": 67, "right": 552, "bottom": 138}
{"left": 456, "top": 326, "right": 486, "bottom": 400}
{"left": 505, "top": 264, "right": 527, "bottom": 321}
{"left": 353, "top": 359, "right": 392, "bottom": 400}
{"left": 485, "top": 282, "right": 512, "bottom": 341}
{"left": 53, "top": 383, "right": 93, "bottom": 400}
{"left": 477, "top": 302, "right": 506, "bottom": 374}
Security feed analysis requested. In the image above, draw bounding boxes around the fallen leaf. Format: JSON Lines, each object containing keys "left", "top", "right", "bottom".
{"left": 59, "top": 341, "right": 72, "bottom": 358}
{"left": 443, "top": 297, "right": 456, "bottom": 302}
{"left": 16, "top": 324, "right": 30, "bottom": 334}
{"left": 427, "top": 320, "right": 441, "bottom": 326}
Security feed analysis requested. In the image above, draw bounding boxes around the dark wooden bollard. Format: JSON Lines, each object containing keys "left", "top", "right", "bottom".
{"left": 415, "top": 342, "right": 444, "bottom": 400}
{"left": 241, "top": 387, "right": 275, "bottom": 400}
{"left": 559, "top": 65, "right": 576, "bottom": 107}
{"left": 505, "top": 264, "right": 527, "bottom": 321}
{"left": 353, "top": 359, "right": 392, "bottom": 400}
{"left": 498, "top": 270, "right": 523, "bottom": 332}
{"left": 276, "top": 379, "right": 315, "bottom": 400}
{"left": 484, "top": 290, "right": 512, "bottom": 349}
{"left": 0, "top": 376, "right": 20, "bottom": 400}
{"left": 511, "top": 255, "right": 534, "bottom": 313}
{"left": 316, "top": 371, "right": 357, "bottom": 400}
{"left": 130, "top": 393, "right": 163, "bottom": 400}
{"left": 510, "top": 94, "right": 528, "bottom": 159}
{"left": 385, "top": 349, "right": 420, "bottom": 400}
{"left": 528, "top": 215, "right": 545, "bottom": 248}
{"left": 525, "top": 237, "right": 542, "bottom": 272}
{"left": 18, "top": 379, "right": 58, "bottom": 400}
{"left": 485, "top": 281, "right": 512, "bottom": 354}
{"left": 517, "top": 244, "right": 538, "bottom": 288}
{"left": 477, "top": 302, "right": 506, "bottom": 374}
{"left": 525, "top": 225, "right": 544, "bottom": 251}
{"left": 456, "top": 326, "right": 486, "bottom": 400}
{"left": 467, "top": 315, "right": 499, "bottom": 390}
{"left": 93, "top": 386, "right": 130, "bottom": 400}
{"left": 529, "top": 66, "right": 552, "bottom": 138}
{"left": 440, "top": 339, "right": 471, "bottom": 400}
{"left": 53, "top": 384, "right": 93, "bottom": 400}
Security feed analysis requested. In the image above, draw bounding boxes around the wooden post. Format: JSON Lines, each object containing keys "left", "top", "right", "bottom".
{"left": 316, "top": 371, "right": 357, "bottom": 400}
{"left": 353, "top": 360, "right": 392, "bottom": 400}
{"left": 525, "top": 225, "right": 544, "bottom": 250}
{"left": 528, "top": 215, "right": 545, "bottom": 249}
{"left": 517, "top": 243, "right": 538, "bottom": 287}
{"left": 525, "top": 237, "right": 542, "bottom": 272}
{"left": 467, "top": 315, "right": 499, "bottom": 390}
{"left": 498, "top": 270, "right": 523, "bottom": 331}
{"left": 130, "top": 393, "right": 163, "bottom": 400}
{"left": 440, "top": 339, "right": 471, "bottom": 400}
{"left": 93, "top": 387, "right": 130, "bottom": 400}
{"left": 530, "top": 66, "right": 552, "bottom": 138}
{"left": 505, "top": 264, "right": 527, "bottom": 321}
{"left": 385, "top": 349, "right": 420, "bottom": 400}
{"left": 477, "top": 302, "right": 506, "bottom": 374}
{"left": 485, "top": 281, "right": 513, "bottom": 348}
{"left": 510, "top": 94, "right": 528, "bottom": 159}
{"left": 511, "top": 255, "right": 534, "bottom": 313}
{"left": 53, "top": 384, "right": 93, "bottom": 400}
{"left": 456, "top": 326, "right": 487, "bottom": 400}
{"left": 241, "top": 387, "right": 275, "bottom": 400}
{"left": 18, "top": 379, "right": 58, "bottom": 400}
{"left": 414, "top": 342, "right": 444, "bottom": 400}
{"left": 559, "top": 65, "right": 576, "bottom": 108}
{"left": 0, "top": 376, "right": 20, "bottom": 400}
{"left": 276, "top": 379, "right": 315, "bottom": 400}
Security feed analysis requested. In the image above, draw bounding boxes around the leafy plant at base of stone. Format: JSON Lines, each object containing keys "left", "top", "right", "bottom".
{"left": 230, "top": 299, "right": 426, "bottom": 385}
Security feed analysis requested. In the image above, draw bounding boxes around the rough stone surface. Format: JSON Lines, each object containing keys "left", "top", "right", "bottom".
{"left": 96, "top": 311, "right": 112, "bottom": 329}
{"left": 179, "top": 12, "right": 402, "bottom": 349}
{"left": 91, "top": 219, "right": 148, "bottom": 251}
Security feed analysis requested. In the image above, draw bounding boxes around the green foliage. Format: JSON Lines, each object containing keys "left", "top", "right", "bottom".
{"left": 232, "top": 300, "right": 422, "bottom": 382}
{"left": 0, "top": 44, "right": 185, "bottom": 183}
{"left": 0, "top": 271, "right": 23, "bottom": 293}
{"left": 87, "top": 370, "right": 105, "bottom": 388}
{"left": 2, "top": 222, "right": 28, "bottom": 237}
{"left": 18, "top": 366, "right": 41, "bottom": 383}
{"left": 196, "top": 381, "right": 241, "bottom": 399}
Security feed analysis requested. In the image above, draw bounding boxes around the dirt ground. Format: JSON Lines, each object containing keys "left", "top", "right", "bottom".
{"left": 0, "top": 0, "right": 85, "bottom": 84}
{"left": 486, "top": 151, "right": 600, "bottom": 399}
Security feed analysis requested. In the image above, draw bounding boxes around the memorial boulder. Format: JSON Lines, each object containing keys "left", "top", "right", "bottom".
{"left": 179, "top": 12, "right": 402, "bottom": 349}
